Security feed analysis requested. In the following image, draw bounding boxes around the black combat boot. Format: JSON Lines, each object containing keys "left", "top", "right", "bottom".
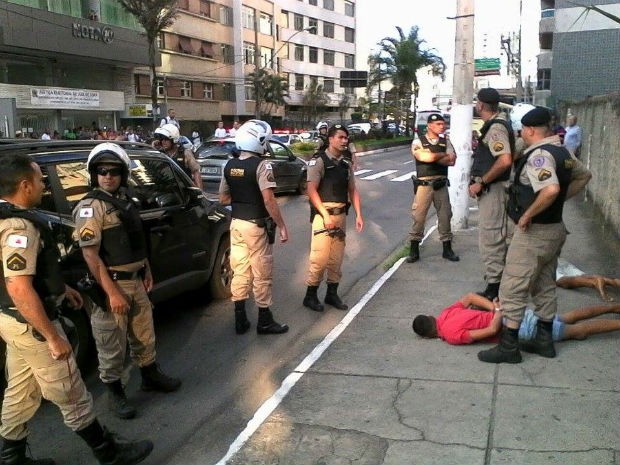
{"left": 405, "top": 240, "right": 420, "bottom": 263}
{"left": 256, "top": 308, "right": 289, "bottom": 334}
{"left": 520, "top": 319, "right": 556, "bottom": 358}
{"left": 1, "top": 437, "right": 55, "bottom": 465}
{"left": 478, "top": 326, "right": 522, "bottom": 364}
{"left": 442, "top": 241, "right": 460, "bottom": 262}
{"left": 303, "top": 285, "right": 324, "bottom": 312}
{"left": 105, "top": 380, "right": 136, "bottom": 420}
{"left": 234, "top": 300, "right": 250, "bottom": 334}
{"left": 478, "top": 282, "right": 500, "bottom": 301}
{"left": 324, "top": 283, "right": 348, "bottom": 310}
{"left": 77, "top": 420, "right": 153, "bottom": 465}
{"left": 140, "top": 363, "right": 181, "bottom": 392}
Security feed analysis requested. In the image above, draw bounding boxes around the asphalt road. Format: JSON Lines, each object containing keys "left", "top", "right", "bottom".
{"left": 29, "top": 146, "right": 420, "bottom": 465}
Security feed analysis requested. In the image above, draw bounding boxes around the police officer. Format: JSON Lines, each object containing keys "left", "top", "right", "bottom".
{"left": 407, "top": 113, "right": 459, "bottom": 263}
{"left": 468, "top": 88, "right": 514, "bottom": 301}
{"left": 303, "top": 124, "right": 364, "bottom": 312}
{"left": 73, "top": 143, "right": 181, "bottom": 419}
{"left": 153, "top": 123, "right": 203, "bottom": 189}
{"left": 316, "top": 121, "right": 329, "bottom": 152}
{"left": 0, "top": 153, "right": 152, "bottom": 464}
{"left": 478, "top": 107, "right": 592, "bottom": 364}
{"left": 219, "top": 120, "right": 289, "bottom": 335}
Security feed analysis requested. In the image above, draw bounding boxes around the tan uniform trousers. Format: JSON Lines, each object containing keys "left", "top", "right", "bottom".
{"left": 499, "top": 222, "right": 567, "bottom": 323}
{"left": 0, "top": 314, "right": 95, "bottom": 440}
{"left": 88, "top": 278, "right": 156, "bottom": 384}
{"left": 230, "top": 218, "right": 273, "bottom": 308}
{"left": 477, "top": 181, "right": 513, "bottom": 284}
{"left": 307, "top": 206, "right": 347, "bottom": 286}
{"left": 410, "top": 182, "right": 453, "bottom": 242}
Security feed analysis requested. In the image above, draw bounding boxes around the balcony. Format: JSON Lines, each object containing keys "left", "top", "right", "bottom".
{"left": 537, "top": 51, "right": 553, "bottom": 69}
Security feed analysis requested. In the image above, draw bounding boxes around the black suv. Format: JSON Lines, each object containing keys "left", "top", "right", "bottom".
{"left": 0, "top": 140, "right": 232, "bottom": 368}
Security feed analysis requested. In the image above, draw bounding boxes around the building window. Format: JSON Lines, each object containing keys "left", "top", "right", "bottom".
{"left": 259, "top": 13, "right": 273, "bottom": 35}
{"left": 295, "top": 74, "right": 304, "bottom": 90}
{"left": 294, "top": 14, "right": 304, "bottom": 31}
{"left": 537, "top": 68, "right": 551, "bottom": 90}
{"left": 156, "top": 33, "right": 165, "bottom": 50}
{"left": 309, "top": 0, "right": 318, "bottom": 4}
{"left": 294, "top": 44, "right": 304, "bottom": 61}
{"left": 323, "top": 79, "right": 334, "bottom": 93}
{"left": 345, "top": 53, "right": 355, "bottom": 69}
{"left": 203, "top": 83, "right": 214, "bottom": 99}
{"left": 308, "top": 18, "right": 318, "bottom": 34}
{"left": 310, "top": 75, "right": 318, "bottom": 87}
{"left": 344, "top": 86, "right": 355, "bottom": 95}
{"left": 178, "top": 36, "right": 194, "bottom": 55}
{"left": 157, "top": 79, "right": 165, "bottom": 97}
{"left": 324, "top": 50, "right": 335, "bottom": 66}
{"left": 345, "top": 1, "right": 354, "bottom": 17}
{"left": 245, "top": 84, "right": 255, "bottom": 100}
{"left": 222, "top": 83, "right": 236, "bottom": 101}
{"left": 309, "top": 47, "right": 318, "bottom": 63}
{"left": 323, "top": 21, "right": 334, "bottom": 38}
{"left": 177, "top": 0, "right": 189, "bottom": 9}
{"left": 281, "top": 10, "right": 289, "bottom": 28}
{"left": 323, "top": 0, "right": 334, "bottom": 11}
{"left": 199, "top": 0, "right": 211, "bottom": 17}
{"left": 201, "top": 42, "right": 215, "bottom": 59}
{"left": 220, "top": 6, "right": 233, "bottom": 26}
{"left": 260, "top": 47, "right": 274, "bottom": 68}
{"left": 345, "top": 27, "right": 355, "bottom": 43}
{"left": 181, "top": 81, "right": 191, "bottom": 97}
{"left": 243, "top": 42, "right": 256, "bottom": 65}
{"left": 221, "top": 44, "right": 234, "bottom": 64}
{"left": 242, "top": 6, "right": 255, "bottom": 30}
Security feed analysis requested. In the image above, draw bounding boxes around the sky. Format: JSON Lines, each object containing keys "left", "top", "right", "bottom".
{"left": 356, "top": 0, "right": 541, "bottom": 100}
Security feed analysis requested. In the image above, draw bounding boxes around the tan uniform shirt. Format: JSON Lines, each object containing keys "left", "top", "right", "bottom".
{"left": 307, "top": 151, "right": 355, "bottom": 190}
{"left": 520, "top": 135, "right": 590, "bottom": 192}
{"left": 73, "top": 189, "right": 146, "bottom": 272}
{"left": 0, "top": 214, "right": 40, "bottom": 279}
{"left": 483, "top": 114, "right": 511, "bottom": 157}
{"left": 218, "top": 152, "right": 277, "bottom": 196}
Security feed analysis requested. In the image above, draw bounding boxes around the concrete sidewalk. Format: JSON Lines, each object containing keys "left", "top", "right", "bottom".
{"left": 221, "top": 198, "right": 620, "bottom": 465}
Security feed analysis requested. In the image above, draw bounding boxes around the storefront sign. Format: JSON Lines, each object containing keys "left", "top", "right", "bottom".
{"left": 72, "top": 23, "right": 114, "bottom": 44}
{"left": 30, "top": 88, "right": 100, "bottom": 108}
{"left": 125, "top": 104, "right": 153, "bottom": 118}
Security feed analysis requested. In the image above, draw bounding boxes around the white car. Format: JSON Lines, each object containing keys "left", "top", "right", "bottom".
{"left": 271, "top": 133, "right": 302, "bottom": 146}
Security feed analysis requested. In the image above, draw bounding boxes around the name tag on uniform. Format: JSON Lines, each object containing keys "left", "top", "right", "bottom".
{"left": 7, "top": 234, "right": 28, "bottom": 248}
{"left": 79, "top": 207, "right": 94, "bottom": 218}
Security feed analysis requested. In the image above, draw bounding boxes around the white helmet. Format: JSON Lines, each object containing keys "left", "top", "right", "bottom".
{"left": 235, "top": 119, "right": 272, "bottom": 154}
{"left": 155, "top": 123, "right": 180, "bottom": 143}
{"left": 86, "top": 142, "right": 131, "bottom": 187}
{"left": 510, "top": 103, "right": 536, "bottom": 132}
{"left": 316, "top": 121, "right": 328, "bottom": 131}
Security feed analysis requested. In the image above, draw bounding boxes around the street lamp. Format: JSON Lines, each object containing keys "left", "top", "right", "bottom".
{"left": 253, "top": 25, "right": 316, "bottom": 118}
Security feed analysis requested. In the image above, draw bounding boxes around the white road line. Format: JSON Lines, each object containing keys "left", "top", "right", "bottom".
{"left": 390, "top": 171, "right": 417, "bottom": 182}
{"left": 215, "top": 225, "right": 436, "bottom": 465}
{"left": 403, "top": 160, "right": 415, "bottom": 165}
{"left": 354, "top": 169, "right": 372, "bottom": 176}
{"left": 360, "top": 170, "right": 398, "bottom": 180}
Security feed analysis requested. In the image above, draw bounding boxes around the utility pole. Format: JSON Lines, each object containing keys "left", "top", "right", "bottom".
{"left": 500, "top": 0, "right": 524, "bottom": 102}
{"left": 254, "top": 9, "right": 261, "bottom": 118}
{"left": 448, "top": 0, "right": 475, "bottom": 230}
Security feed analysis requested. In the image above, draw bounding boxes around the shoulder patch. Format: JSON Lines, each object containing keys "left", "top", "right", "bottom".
{"left": 492, "top": 141, "right": 505, "bottom": 152}
{"left": 308, "top": 159, "right": 317, "bottom": 166}
{"left": 264, "top": 162, "right": 273, "bottom": 170}
{"left": 79, "top": 207, "right": 94, "bottom": 218}
{"left": 531, "top": 156, "right": 546, "bottom": 168}
{"left": 538, "top": 169, "right": 552, "bottom": 182}
{"left": 80, "top": 227, "right": 95, "bottom": 242}
{"left": 564, "top": 159, "right": 574, "bottom": 169}
{"left": 7, "top": 234, "right": 28, "bottom": 248}
{"left": 6, "top": 253, "right": 26, "bottom": 271}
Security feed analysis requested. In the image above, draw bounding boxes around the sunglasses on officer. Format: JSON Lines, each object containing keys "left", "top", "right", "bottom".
{"left": 154, "top": 134, "right": 172, "bottom": 141}
{"left": 96, "top": 167, "right": 123, "bottom": 177}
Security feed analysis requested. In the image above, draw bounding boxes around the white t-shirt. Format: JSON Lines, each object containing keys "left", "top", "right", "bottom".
{"left": 160, "top": 117, "right": 180, "bottom": 128}
{"left": 214, "top": 128, "right": 228, "bottom": 138}
{"left": 41, "top": 133, "right": 51, "bottom": 140}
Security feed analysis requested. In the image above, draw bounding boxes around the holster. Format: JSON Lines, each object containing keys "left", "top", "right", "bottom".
{"left": 506, "top": 184, "right": 524, "bottom": 223}
{"left": 264, "top": 217, "right": 276, "bottom": 244}
{"left": 432, "top": 178, "right": 449, "bottom": 190}
{"left": 76, "top": 274, "right": 108, "bottom": 309}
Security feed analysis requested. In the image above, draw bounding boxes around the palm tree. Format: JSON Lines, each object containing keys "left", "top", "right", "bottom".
{"left": 118, "top": 0, "right": 178, "bottom": 123}
{"left": 338, "top": 94, "right": 351, "bottom": 124}
{"left": 302, "top": 79, "right": 328, "bottom": 126}
{"left": 373, "top": 26, "right": 445, "bottom": 136}
{"left": 263, "top": 74, "right": 290, "bottom": 116}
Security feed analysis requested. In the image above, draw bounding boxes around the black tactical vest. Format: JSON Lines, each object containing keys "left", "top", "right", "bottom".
{"left": 0, "top": 203, "right": 65, "bottom": 312}
{"left": 471, "top": 118, "right": 515, "bottom": 182}
{"left": 507, "top": 144, "right": 573, "bottom": 224}
{"left": 415, "top": 135, "right": 449, "bottom": 178}
{"left": 82, "top": 189, "right": 147, "bottom": 266}
{"left": 224, "top": 156, "right": 269, "bottom": 220}
{"left": 315, "top": 152, "right": 350, "bottom": 203}
{"left": 174, "top": 146, "right": 193, "bottom": 178}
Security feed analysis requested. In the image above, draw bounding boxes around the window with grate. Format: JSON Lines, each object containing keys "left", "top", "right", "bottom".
{"left": 294, "top": 44, "right": 304, "bottom": 61}
{"left": 537, "top": 69, "right": 551, "bottom": 90}
{"left": 323, "top": 22, "right": 334, "bottom": 38}
{"left": 323, "top": 79, "right": 334, "bottom": 93}
{"left": 203, "top": 83, "right": 214, "bottom": 99}
{"left": 295, "top": 74, "right": 304, "bottom": 90}
{"left": 181, "top": 81, "right": 192, "bottom": 97}
{"left": 324, "top": 50, "right": 335, "bottom": 66}
{"left": 221, "top": 44, "right": 235, "bottom": 64}
{"left": 345, "top": 27, "right": 354, "bottom": 43}
{"left": 309, "top": 47, "right": 318, "bottom": 63}
{"left": 220, "top": 5, "right": 233, "bottom": 26}
{"left": 243, "top": 42, "right": 256, "bottom": 65}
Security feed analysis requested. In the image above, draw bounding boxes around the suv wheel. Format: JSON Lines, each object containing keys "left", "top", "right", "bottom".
{"left": 208, "top": 235, "right": 232, "bottom": 299}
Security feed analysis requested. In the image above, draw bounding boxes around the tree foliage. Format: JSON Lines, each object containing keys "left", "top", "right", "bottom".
{"left": 302, "top": 80, "right": 328, "bottom": 125}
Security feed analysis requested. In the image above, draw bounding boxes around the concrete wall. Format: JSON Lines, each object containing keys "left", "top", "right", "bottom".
{"left": 563, "top": 93, "right": 620, "bottom": 238}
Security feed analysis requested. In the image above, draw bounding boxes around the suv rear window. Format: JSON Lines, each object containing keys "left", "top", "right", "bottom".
{"left": 196, "top": 141, "right": 236, "bottom": 159}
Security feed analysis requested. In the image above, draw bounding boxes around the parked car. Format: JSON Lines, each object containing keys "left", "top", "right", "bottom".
{"left": 195, "top": 137, "right": 308, "bottom": 194}
{"left": 347, "top": 123, "right": 371, "bottom": 135}
{"left": 271, "top": 133, "right": 303, "bottom": 146}
{"left": 0, "top": 140, "right": 232, "bottom": 370}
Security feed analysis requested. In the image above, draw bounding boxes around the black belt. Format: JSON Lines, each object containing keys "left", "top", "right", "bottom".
{"left": 326, "top": 206, "right": 346, "bottom": 215}
{"left": 247, "top": 217, "right": 269, "bottom": 227}
{"left": 108, "top": 267, "right": 144, "bottom": 281}
{"left": 0, "top": 305, "right": 58, "bottom": 323}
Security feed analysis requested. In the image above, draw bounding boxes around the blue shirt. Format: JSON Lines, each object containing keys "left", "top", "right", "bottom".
{"left": 564, "top": 125, "right": 582, "bottom": 153}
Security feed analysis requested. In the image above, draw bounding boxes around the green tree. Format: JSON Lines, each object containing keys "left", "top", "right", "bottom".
{"left": 302, "top": 79, "right": 328, "bottom": 126}
{"left": 119, "top": 0, "right": 178, "bottom": 123}
{"left": 373, "top": 26, "right": 445, "bottom": 136}
{"left": 247, "top": 70, "right": 289, "bottom": 117}
{"left": 338, "top": 94, "right": 351, "bottom": 124}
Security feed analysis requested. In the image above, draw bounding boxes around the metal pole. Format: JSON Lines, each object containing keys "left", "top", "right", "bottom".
{"left": 254, "top": 11, "right": 261, "bottom": 119}
{"left": 448, "top": 0, "right": 475, "bottom": 230}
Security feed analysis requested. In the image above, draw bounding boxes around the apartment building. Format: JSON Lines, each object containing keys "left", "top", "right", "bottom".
{"left": 535, "top": 0, "right": 620, "bottom": 106}
{"left": 0, "top": 0, "right": 149, "bottom": 137}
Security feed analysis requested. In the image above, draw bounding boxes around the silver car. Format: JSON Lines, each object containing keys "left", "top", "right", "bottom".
{"left": 195, "top": 137, "right": 308, "bottom": 194}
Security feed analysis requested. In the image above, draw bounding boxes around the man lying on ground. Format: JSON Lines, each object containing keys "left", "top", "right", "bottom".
{"left": 557, "top": 275, "right": 620, "bottom": 302}
{"left": 412, "top": 293, "right": 620, "bottom": 346}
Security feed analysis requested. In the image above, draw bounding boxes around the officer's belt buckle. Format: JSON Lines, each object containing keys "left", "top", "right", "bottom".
{"left": 326, "top": 206, "right": 345, "bottom": 215}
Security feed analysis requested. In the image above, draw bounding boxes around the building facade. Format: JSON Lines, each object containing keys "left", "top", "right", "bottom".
{"left": 535, "top": 0, "right": 620, "bottom": 106}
